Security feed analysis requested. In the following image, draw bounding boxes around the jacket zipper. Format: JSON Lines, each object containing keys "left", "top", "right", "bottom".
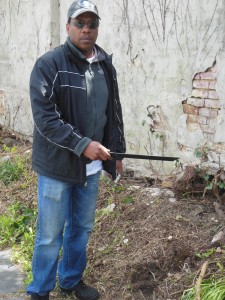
{"left": 88, "top": 63, "right": 93, "bottom": 75}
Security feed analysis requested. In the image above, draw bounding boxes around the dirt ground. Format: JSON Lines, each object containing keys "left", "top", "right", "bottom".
{"left": 1, "top": 126, "right": 225, "bottom": 300}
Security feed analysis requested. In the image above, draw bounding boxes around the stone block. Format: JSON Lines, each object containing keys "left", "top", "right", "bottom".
{"left": 0, "top": 249, "right": 24, "bottom": 294}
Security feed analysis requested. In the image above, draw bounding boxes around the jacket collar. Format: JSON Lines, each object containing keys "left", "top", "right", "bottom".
{"left": 65, "top": 37, "right": 112, "bottom": 65}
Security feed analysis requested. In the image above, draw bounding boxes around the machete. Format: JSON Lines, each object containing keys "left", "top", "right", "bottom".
{"left": 110, "top": 152, "right": 179, "bottom": 161}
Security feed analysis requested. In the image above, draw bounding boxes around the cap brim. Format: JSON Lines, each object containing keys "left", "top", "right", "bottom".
{"left": 70, "top": 8, "right": 100, "bottom": 19}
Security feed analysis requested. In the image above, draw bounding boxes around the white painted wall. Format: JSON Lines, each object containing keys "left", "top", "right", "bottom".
{"left": 0, "top": 0, "right": 59, "bottom": 136}
{"left": 0, "top": 0, "right": 225, "bottom": 175}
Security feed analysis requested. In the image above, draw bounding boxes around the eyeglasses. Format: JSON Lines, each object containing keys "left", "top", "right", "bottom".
{"left": 71, "top": 19, "right": 99, "bottom": 29}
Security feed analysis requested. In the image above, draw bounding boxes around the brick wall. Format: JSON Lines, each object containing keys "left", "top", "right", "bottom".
{"left": 182, "top": 63, "right": 221, "bottom": 138}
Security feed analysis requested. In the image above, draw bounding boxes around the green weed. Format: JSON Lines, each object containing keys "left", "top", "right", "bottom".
{"left": 0, "top": 156, "right": 27, "bottom": 185}
{"left": 3, "top": 144, "right": 18, "bottom": 153}
{"left": 0, "top": 201, "right": 36, "bottom": 248}
{"left": 0, "top": 201, "right": 37, "bottom": 283}
{"left": 181, "top": 277, "right": 225, "bottom": 300}
{"left": 122, "top": 195, "right": 133, "bottom": 204}
{"left": 194, "top": 145, "right": 209, "bottom": 160}
{"left": 195, "top": 248, "right": 216, "bottom": 259}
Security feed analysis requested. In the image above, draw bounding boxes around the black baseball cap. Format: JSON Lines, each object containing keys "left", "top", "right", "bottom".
{"left": 67, "top": 0, "right": 100, "bottom": 20}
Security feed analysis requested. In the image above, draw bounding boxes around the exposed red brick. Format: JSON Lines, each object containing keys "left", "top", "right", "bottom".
{"left": 187, "top": 114, "right": 208, "bottom": 125}
{"left": 191, "top": 89, "right": 219, "bottom": 100}
{"left": 192, "top": 89, "right": 208, "bottom": 98}
{"left": 207, "top": 90, "right": 219, "bottom": 99}
{"left": 187, "top": 97, "right": 204, "bottom": 107}
{"left": 209, "top": 80, "right": 217, "bottom": 89}
{"left": 192, "top": 79, "right": 216, "bottom": 90}
{"left": 193, "top": 80, "right": 210, "bottom": 89}
{"left": 205, "top": 99, "right": 221, "bottom": 109}
{"left": 194, "top": 67, "right": 217, "bottom": 80}
{"left": 199, "top": 71, "right": 217, "bottom": 80}
{"left": 183, "top": 104, "right": 199, "bottom": 115}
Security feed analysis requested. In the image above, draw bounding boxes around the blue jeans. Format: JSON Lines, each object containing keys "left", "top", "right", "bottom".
{"left": 27, "top": 172, "right": 101, "bottom": 295}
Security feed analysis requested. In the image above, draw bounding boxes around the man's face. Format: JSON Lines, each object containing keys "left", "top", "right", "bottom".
{"left": 66, "top": 12, "right": 99, "bottom": 57}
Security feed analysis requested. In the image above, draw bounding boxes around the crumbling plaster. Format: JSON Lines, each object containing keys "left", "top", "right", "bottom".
{"left": 0, "top": 0, "right": 225, "bottom": 175}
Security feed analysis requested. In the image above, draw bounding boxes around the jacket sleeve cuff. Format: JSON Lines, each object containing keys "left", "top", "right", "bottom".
{"left": 74, "top": 137, "right": 92, "bottom": 157}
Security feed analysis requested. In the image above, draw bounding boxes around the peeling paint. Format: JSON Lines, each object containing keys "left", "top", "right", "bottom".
{"left": 181, "top": 63, "right": 221, "bottom": 145}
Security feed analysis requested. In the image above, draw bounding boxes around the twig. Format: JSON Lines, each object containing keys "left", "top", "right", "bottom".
{"left": 149, "top": 269, "right": 156, "bottom": 281}
{"left": 154, "top": 215, "right": 160, "bottom": 223}
{"left": 195, "top": 261, "right": 209, "bottom": 300}
{"left": 169, "top": 289, "right": 184, "bottom": 296}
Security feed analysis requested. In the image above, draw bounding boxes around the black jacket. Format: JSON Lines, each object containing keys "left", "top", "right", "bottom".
{"left": 30, "top": 41, "right": 126, "bottom": 184}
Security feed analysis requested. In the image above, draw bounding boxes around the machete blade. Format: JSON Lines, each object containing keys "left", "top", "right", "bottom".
{"left": 110, "top": 152, "right": 179, "bottom": 161}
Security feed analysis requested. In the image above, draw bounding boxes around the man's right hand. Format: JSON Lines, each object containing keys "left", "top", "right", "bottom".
{"left": 83, "top": 141, "right": 111, "bottom": 161}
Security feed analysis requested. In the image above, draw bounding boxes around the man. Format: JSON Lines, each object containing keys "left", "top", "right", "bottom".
{"left": 26, "top": 1, "right": 125, "bottom": 299}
